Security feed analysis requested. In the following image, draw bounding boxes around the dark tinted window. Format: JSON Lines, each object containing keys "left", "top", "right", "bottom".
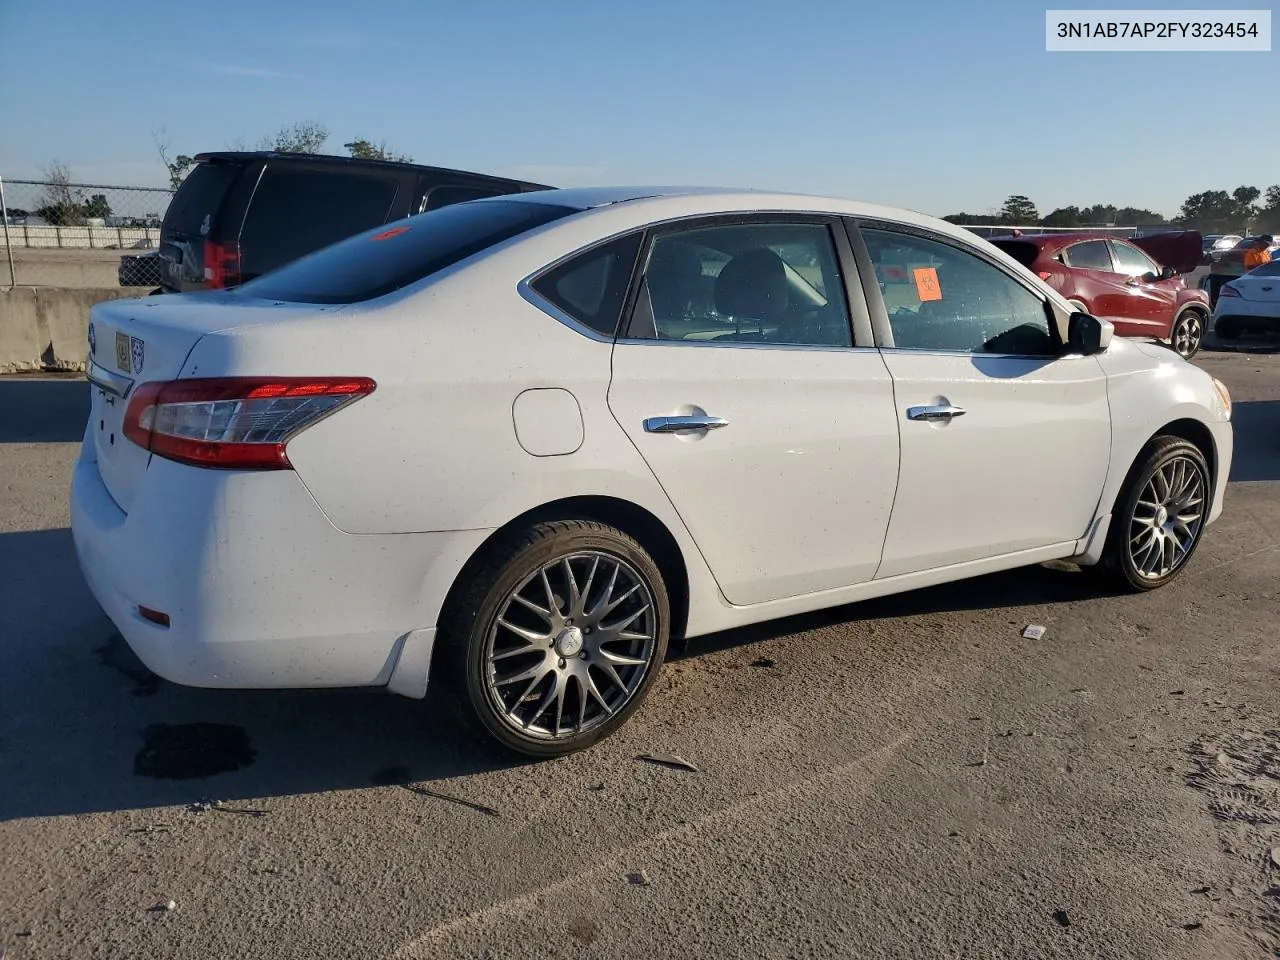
{"left": 423, "top": 185, "right": 504, "bottom": 212}
{"left": 989, "top": 240, "right": 1039, "bottom": 268}
{"left": 163, "top": 162, "right": 239, "bottom": 235}
{"left": 240, "top": 167, "right": 399, "bottom": 274}
{"left": 531, "top": 233, "right": 642, "bottom": 337}
{"left": 1064, "top": 240, "right": 1113, "bottom": 271}
{"left": 864, "top": 228, "right": 1055, "bottom": 355}
{"left": 237, "top": 199, "right": 577, "bottom": 304}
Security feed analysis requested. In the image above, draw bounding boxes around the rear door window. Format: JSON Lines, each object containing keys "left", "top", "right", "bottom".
{"left": 1063, "top": 240, "right": 1113, "bottom": 272}
{"left": 236, "top": 199, "right": 577, "bottom": 304}
{"left": 239, "top": 166, "right": 400, "bottom": 277}
{"left": 162, "top": 163, "right": 240, "bottom": 237}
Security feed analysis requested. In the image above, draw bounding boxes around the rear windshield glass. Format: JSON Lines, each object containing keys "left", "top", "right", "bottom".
{"left": 164, "top": 163, "right": 239, "bottom": 235}
{"left": 235, "top": 199, "right": 577, "bottom": 304}
{"left": 988, "top": 240, "right": 1039, "bottom": 269}
{"left": 1249, "top": 260, "right": 1280, "bottom": 276}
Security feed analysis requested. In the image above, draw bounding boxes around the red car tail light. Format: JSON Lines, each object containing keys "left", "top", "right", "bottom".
{"left": 203, "top": 239, "right": 242, "bottom": 288}
{"left": 123, "top": 377, "right": 376, "bottom": 469}
{"left": 1218, "top": 284, "right": 1241, "bottom": 298}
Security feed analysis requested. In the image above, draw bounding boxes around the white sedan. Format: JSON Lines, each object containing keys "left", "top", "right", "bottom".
{"left": 72, "top": 188, "right": 1234, "bottom": 757}
{"left": 1212, "top": 259, "right": 1280, "bottom": 338}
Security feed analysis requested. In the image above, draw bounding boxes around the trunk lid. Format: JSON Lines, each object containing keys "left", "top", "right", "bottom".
{"left": 1231, "top": 269, "right": 1280, "bottom": 301}
{"left": 1130, "top": 230, "right": 1203, "bottom": 275}
{"left": 85, "top": 293, "right": 332, "bottom": 513}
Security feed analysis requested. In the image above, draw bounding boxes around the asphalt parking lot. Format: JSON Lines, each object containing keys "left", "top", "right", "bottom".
{"left": 2, "top": 350, "right": 1278, "bottom": 959}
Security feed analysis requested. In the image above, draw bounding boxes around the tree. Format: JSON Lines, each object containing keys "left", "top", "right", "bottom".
{"left": 1113, "top": 206, "right": 1166, "bottom": 226}
{"left": 154, "top": 129, "right": 194, "bottom": 190}
{"left": 1041, "top": 206, "right": 1081, "bottom": 228}
{"left": 82, "top": 194, "right": 111, "bottom": 219}
{"left": 1177, "top": 190, "right": 1239, "bottom": 233}
{"left": 1078, "top": 204, "right": 1118, "bottom": 225}
{"left": 1258, "top": 185, "right": 1280, "bottom": 233}
{"left": 1232, "top": 185, "right": 1261, "bottom": 230}
{"left": 343, "top": 138, "right": 412, "bottom": 162}
{"left": 258, "top": 120, "right": 329, "bottom": 154}
{"left": 1000, "top": 195, "right": 1038, "bottom": 224}
{"left": 37, "top": 161, "right": 85, "bottom": 225}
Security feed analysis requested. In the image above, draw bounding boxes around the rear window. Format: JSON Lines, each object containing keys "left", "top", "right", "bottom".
{"left": 240, "top": 167, "right": 400, "bottom": 275}
{"left": 1063, "top": 240, "right": 1113, "bottom": 271}
{"left": 1249, "top": 259, "right": 1280, "bottom": 276}
{"left": 163, "top": 162, "right": 240, "bottom": 235}
{"left": 236, "top": 199, "right": 577, "bottom": 304}
{"left": 989, "top": 240, "right": 1039, "bottom": 269}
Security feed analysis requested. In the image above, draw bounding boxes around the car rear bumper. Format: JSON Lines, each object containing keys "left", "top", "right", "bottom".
{"left": 70, "top": 435, "right": 489, "bottom": 691}
{"left": 1212, "top": 299, "right": 1280, "bottom": 324}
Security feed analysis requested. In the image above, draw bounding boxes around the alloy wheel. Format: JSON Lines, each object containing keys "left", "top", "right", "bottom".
{"left": 483, "top": 551, "right": 658, "bottom": 741}
{"left": 1127, "top": 455, "right": 1206, "bottom": 580}
{"left": 1173, "top": 312, "right": 1203, "bottom": 358}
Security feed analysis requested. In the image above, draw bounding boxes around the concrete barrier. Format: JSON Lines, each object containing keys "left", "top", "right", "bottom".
{"left": 0, "top": 287, "right": 151, "bottom": 373}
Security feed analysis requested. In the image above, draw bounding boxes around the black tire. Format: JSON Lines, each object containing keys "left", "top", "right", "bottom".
{"left": 1170, "top": 309, "right": 1205, "bottom": 359}
{"left": 1091, "top": 437, "right": 1211, "bottom": 592}
{"left": 1215, "top": 316, "right": 1242, "bottom": 340}
{"left": 439, "top": 520, "right": 670, "bottom": 758}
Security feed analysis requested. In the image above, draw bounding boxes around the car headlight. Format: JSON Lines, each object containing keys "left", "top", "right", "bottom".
{"left": 1211, "top": 378, "right": 1232, "bottom": 420}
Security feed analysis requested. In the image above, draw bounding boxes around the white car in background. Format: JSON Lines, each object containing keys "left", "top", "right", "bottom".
{"left": 71, "top": 188, "right": 1234, "bottom": 757}
{"left": 1213, "top": 258, "right": 1280, "bottom": 338}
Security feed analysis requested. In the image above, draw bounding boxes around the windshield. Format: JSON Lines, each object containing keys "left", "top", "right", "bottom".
{"left": 1248, "top": 259, "right": 1280, "bottom": 276}
{"left": 235, "top": 198, "right": 577, "bottom": 304}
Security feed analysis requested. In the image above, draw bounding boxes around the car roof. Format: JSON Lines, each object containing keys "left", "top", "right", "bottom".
{"left": 192, "top": 151, "right": 550, "bottom": 189}
{"left": 485, "top": 185, "right": 951, "bottom": 227}
{"left": 987, "top": 231, "right": 1134, "bottom": 253}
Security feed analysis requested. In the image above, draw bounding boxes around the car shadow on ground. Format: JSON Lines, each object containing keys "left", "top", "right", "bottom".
{"left": 0, "top": 376, "right": 88, "bottom": 443}
{"left": 0, "top": 524, "right": 1113, "bottom": 823}
{"left": 1229, "top": 400, "right": 1280, "bottom": 482}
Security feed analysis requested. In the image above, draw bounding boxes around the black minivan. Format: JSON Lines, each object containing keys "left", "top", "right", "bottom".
{"left": 156, "top": 152, "right": 550, "bottom": 293}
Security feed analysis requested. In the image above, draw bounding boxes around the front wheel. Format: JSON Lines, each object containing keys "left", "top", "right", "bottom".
{"left": 1170, "top": 310, "right": 1205, "bottom": 359}
{"left": 1092, "top": 437, "right": 1211, "bottom": 591}
{"left": 441, "top": 520, "right": 670, "bottom": 758}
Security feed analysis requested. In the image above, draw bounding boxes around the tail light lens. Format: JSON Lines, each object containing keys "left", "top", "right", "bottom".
{"left": 123, "top": 377, "right": 376, "bottom": 469}
{"left": 1037, "top": 271, "right": 1054, "bottom": 281}
{"left": 203, "top": 240, "right": 241, "bottom": 288}
{"left": 1219, "top": 284, "right": 1241, "bottom": 298}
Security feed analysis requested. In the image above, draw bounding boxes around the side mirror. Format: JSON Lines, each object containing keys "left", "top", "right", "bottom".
{"left": 1159, "top": 265, "right": 1177, "bottom": 281}
{"left": 1067, "top": 312, "right": 1111, "bottom": 355}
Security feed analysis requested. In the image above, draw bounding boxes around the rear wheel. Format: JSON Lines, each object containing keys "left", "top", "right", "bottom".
{"left": 1092, "top": 437, "right": 1210, "bottom": 591}
{"left": 441, "top": 520, "right": 670, "bottom": 757}
{"left": 1170, "top": 309, "right": 1205, "bottom": 359}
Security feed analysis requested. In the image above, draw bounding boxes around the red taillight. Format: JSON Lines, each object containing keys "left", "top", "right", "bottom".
{"left": 203, "top": 240, "right": 241, "bottom": 288}
{"left": 123, "top": 377, "right": 376, "bottom": 469}
{"left": 1037, "top": 271, "right": 1053, "bottom": 281}
{"left": 1219, "top": 284, "right": 1241, "bottom": 298}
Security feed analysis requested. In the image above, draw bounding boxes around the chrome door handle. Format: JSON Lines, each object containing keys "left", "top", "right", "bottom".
{"left": 906, "top": 404, "right": 966, "bottom": 422}
{"left": 643, "top": 415, "right": 730, "bottom": 434}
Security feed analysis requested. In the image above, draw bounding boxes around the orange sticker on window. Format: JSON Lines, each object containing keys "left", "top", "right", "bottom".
{"left": 370, "top": 225, "right": 411, "bottom": 242}
{"left": 914, "top": 267, "right": 942, "bottom": 302}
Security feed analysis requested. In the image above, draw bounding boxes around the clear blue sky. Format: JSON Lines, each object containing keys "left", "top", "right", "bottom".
{"left": 0, "top": 0, "right": 1275, "bottom": 218}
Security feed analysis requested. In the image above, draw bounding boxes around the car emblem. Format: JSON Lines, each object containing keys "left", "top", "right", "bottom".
{"left": 1263, "top": 285, "right": 1273, "bottom": 292}
{"left": 131, "top": 336, "right": 145, "bottom": 374}
{"left": 87, "top": 322, "right": 96, "bottom": 356}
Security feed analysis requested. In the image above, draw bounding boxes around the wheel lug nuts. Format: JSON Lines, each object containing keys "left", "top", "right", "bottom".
{"left": 579, "top": 652, "right": 588, "bottom": 660}
{"left": 558, "top": 658, "right": 566, "bottom": 668}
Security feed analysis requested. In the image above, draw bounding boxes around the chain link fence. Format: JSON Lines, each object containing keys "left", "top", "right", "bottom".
{"left": 1, "top": 177, "right": 174, "bottom": 288}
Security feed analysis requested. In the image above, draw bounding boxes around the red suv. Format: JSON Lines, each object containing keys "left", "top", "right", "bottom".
{"left": 990, "top": 231, "right": 1210, "bottom": 359}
